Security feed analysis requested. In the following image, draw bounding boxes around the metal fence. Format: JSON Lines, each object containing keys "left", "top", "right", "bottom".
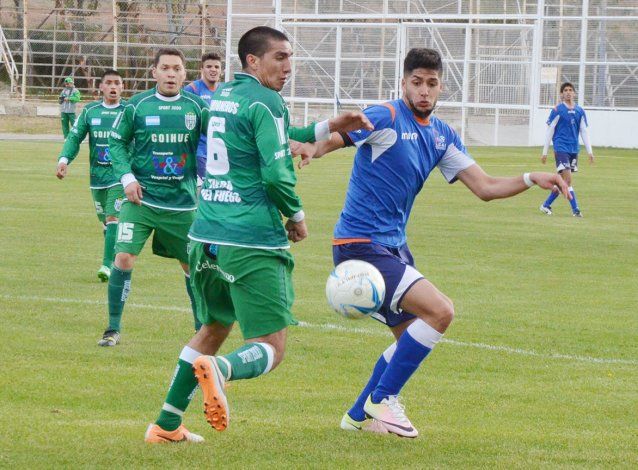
{"left": 2, "top": 0, "right": 637, "bottom": 146}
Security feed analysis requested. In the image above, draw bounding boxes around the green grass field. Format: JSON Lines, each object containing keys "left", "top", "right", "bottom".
{"left": 1, "top": 142, "right": 636, "bottom": 468}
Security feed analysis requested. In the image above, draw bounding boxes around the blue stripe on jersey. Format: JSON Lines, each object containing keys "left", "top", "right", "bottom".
{"left": 547, "top": 103, "right": 588, "bottom": 154}
{"left": 334, "top": 99, "right": 475, "bottom": 248}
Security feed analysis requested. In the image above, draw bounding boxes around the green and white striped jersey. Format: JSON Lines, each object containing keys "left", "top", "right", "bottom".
{"left": 58, "top": 100, "right": 126, "bottom": 189}
{"left": 109, "top": 88, "right": 208, "bottom": 211}
{"left": 190, "top": 72, "right": 315, "bottom": 249}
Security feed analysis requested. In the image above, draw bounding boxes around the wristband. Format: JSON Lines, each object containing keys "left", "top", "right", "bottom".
{"left": 121, "top": 173, "right": 138, "bottom": 189}
{"left": 523, "top": 173, "right": 534, "bottom": 188}
{"left": 314, "top": 120, "right": 330, "bottom": 141}
{"left": 58, "top": 157, "right": 69, "bottom": 165}
{"left": 289, "top": 210, "right": 305, "bottom": 223}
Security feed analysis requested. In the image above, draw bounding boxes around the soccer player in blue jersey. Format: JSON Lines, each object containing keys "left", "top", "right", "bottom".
{"left": 539, "top": 82, "right": 594, "bottom": 217}
{"left": 185, "top": 52, "right": 223, "bottom": 180}
{"left": 293, "top": 48, "right": 570, "bottom": 438}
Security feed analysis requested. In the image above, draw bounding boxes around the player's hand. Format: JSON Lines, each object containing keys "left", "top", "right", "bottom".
{"left": 529, "top": 172, "right": 571, "bottom": 200}
{"left": 540, "top": 155, "right": 547, "bottom": 164}
{"left": 56, "top": 162, "right": 68, "bottom": 179}
{"left": 328, "top": 111, "right": 374, "bottom": 134}
{"left": 124, "top": 181, "right": 143, "bottom": 205}
{"left": 285, "top": 219, "right": 308, "bottom": 243}
{"left": 289, "top": 140, "right": 318, "bottom": 169}
{"left": 588, "top": 153, "right": 595, "bottom": 164}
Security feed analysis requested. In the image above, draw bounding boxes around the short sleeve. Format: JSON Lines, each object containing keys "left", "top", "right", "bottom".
{"left": 345, "top": 104, "right": 394, "bottom": 147}
{"left": 546, "top": 107, "right": 558, "bottom": 126}
{"left": 437, "top": 127, "right": 475, "bottom": 183}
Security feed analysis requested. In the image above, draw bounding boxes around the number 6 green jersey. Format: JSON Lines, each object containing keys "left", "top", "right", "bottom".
{"left": 109, "top": 88, "right": 208, "bottom": 211}
{"left": 58, "top": 100, "right": 126, "bottom": 189}
{"left": 189, "top": 72, "right": 309, "bottom": 249}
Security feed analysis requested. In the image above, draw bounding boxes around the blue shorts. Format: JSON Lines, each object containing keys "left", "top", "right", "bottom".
{"left": 554, "top": 152, "right": 578, "bottom": 173}
{"left": 332, "top": 241, "right": 424, "bottom": 327}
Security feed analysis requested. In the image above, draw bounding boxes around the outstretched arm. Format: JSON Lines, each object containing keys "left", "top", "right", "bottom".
{"left": 457, "top": 164, "right": 571, "bottom": 201}
{"left": 290, "top": 132, "right": 347, "bottom": 169}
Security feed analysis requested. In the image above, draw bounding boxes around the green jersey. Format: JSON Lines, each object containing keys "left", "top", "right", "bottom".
{"left": 109, "top": 88, "right": 208, "bottom": 211}
{"left": 190, "top": 72, "right": 311, "bottom": 249}
{"left": 58, "top": 100, "right": 125, "bottom": 189}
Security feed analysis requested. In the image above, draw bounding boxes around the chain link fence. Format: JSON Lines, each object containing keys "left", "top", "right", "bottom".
{"left": 1, "top": 0, "right": 637, "bottom": 146}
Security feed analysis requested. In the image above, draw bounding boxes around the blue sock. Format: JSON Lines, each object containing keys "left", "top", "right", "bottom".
{"left": 348, "top": 343, "right": 396, "bottom": 421}
{"left": 184, "top": 275, "right": 202, "bottom": 331}
{"left": 543, "top": 190, "right": 559, "bottom": 208}
{"left": 371, "top": 320, "right": 442, "bottom": 403}
{"left": 568, "top": 186, "right": 579, "bottom": 213}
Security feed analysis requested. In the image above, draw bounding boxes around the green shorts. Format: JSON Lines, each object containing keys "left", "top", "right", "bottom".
{"left": 114, "top": 202, "right": 195, "bottom": 263}
{"left": 189, "top": 241, "right": 298, "bottom": 339}
{"left": 91, "top": 185, "right": 125, "bottom": 223}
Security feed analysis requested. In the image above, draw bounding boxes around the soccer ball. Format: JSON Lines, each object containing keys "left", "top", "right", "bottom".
{"left": 326, "top": 260, "right": 385, "bottom": 319}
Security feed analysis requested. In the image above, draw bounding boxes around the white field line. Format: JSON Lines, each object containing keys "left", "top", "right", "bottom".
{"left": 2, "top": 293, "right": 637, "bottom": 366}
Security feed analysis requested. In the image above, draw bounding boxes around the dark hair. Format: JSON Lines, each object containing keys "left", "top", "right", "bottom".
{"left": 100, "top": 69, "right": 122, "bottom": 80}
{"left": 560, "top": 82, "right": 575, "bottom": 93}
{"left": 404, "top": 48, "right": 443, "bottom": 75}
{"left": 153, "top": 48, "right": 186, "bottom": 67}
{"left": 238, "top": 26, "right": 289, "bottom": 68}
{"left": 201, "top": 52, "right": 222, "bottom": 64}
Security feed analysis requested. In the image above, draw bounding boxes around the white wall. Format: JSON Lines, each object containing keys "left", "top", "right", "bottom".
{"left": 532, "top": 108, "right": 638, "bottom": 149}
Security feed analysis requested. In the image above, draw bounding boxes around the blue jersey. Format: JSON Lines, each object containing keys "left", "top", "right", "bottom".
{"left": 546, "top": 103, "right": 588, "bottom": 154}
{"left": 185, "top": 79, "right": 219, "bottom": 156}
{"left": 335, "top": 99, "right": 475, "bottom": 248}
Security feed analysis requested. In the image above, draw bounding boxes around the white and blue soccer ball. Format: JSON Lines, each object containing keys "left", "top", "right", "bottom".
{"left": 326, "top": 260, "right": 385, "bottom": 319}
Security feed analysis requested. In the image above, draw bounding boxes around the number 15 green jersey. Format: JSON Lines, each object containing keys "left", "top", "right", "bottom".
{"left": 58, "top": 100, "right": 126, "bottom": 189}
{"left": 109, "top": 88, "right": 208, "bottom": 211}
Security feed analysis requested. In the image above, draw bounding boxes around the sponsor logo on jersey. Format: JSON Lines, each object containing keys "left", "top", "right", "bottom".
{"left": 91, "top": 118, "right": 102, "bottom": 126}
{"left": 96, "top": 145, "right": 112, "bottom": 164}
{"left": 434, "top": 131, "right": 446, "bottom": 150}
{"left": 92, "top": 130, "right": 112, "bottom": 139}
{"left": 146, "top": 116, "right": 161, "bottom": 126}
{"left": 220, "top": 88, "right": 232, "bottom": 97}
{"left": 401, "top": 132, "right": 418, "bottom": 141}
{"left": 150, "top": 133, "right": 190, "bottom": 144}
{"left": 185, "top": 112, "right": 197, "bottom": 130}
{"left": 195, "top": 259, "right": 235, "bottom": 283}
{"left": 201, "top": 188, "right": 242, "bottom": 204}
{"left": 210, "top": 100, "right": 239, "bottom": 114}
{"left": 151, "top": 152, "right": 188, "bottom": 177}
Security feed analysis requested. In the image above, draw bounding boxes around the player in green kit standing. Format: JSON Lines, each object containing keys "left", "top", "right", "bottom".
{"left": 101, "top": 48, "right": 208, "bottom": 347}
{"left": 144, "top": 26, "right": 373, "bottom": 443}
{"left": 56, "top": 69, "right": 126, "bottom": 282}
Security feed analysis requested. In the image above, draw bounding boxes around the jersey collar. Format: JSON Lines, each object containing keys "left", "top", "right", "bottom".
{"left": 101, "top": 101, "right": 121, "bottom": 109}
{"left": 154, "top": 88, "right": 182, "bottom": 102}
{"left": 234, "top": 72, "right": 262, "bottom": 85}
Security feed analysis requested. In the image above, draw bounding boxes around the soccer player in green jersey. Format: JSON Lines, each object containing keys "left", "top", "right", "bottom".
{"left": 56, "top": 69, "right": 126, "bottom": 282}
{"left": 102, "top": 48, "right": 209, "bottom": 347}
{"left": 144, "top": 27, "right": 373, "bottom": 443}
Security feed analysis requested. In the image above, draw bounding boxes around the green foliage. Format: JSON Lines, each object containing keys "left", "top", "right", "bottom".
{"left": 0, "top": 143, "right": 636, "bottom": 467}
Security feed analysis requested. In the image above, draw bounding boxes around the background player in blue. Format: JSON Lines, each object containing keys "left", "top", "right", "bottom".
{"left": 293, "top": 48, "right": 570, "bottom": 438}
{"left": 539, "top": 82, "right": 594, "bottom": 217}
{"left": 184, "top": 52, "right": 222, "bottom": 181}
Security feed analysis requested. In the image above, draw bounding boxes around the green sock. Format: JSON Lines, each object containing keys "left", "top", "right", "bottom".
{"left": 107, "top": 266, "right": 132, "bottom": 331}
{"left": 184, "top": 275, "right": 202, "bottom": 331}
{"left": 216, "top": 342, "right": 274, "bottom": 381}
{"left": 156, "top": 346, "right": 200, "bottom": 431}
{"left": 103, "top": 222, "right": 117, "bottom": 267}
